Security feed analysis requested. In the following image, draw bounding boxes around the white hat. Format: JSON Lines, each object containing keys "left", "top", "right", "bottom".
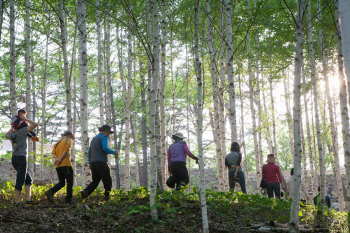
{"left": 172, "top": 132, "right": 186, "bottom": 139}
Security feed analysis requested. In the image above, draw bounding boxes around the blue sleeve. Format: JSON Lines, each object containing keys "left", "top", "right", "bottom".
{"left": 326, "top": 196, "right": 331, "bottom": 208}
{"left": 88, "top": 145, "right": 91, "bottom": 165}
{"left": 102, "top": 136, "right": 115, "bottom": 155}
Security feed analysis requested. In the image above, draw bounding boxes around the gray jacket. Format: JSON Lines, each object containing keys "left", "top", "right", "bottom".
{"left": 225, "top": 151, "right": 242, "bottom": 172}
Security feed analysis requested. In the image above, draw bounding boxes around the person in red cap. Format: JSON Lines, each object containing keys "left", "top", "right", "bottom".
{"left": 80, "top": 125, "right": 119, "bottom": 200}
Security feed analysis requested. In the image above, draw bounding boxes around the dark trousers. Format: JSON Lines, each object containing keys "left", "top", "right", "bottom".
{"left": 12, "top": 156, "right": 32, "bottom": 191}
{"left": 267, "top": 182, "right": 281, "bottom": 199}
{"left": 50, "top": 166, "right": 73, "bottom": 202}
{"left": 85, "top": 162, "right": 112, "bottom": 197}
{"left": 228, "top": 170, "right": 247, "bottom": 193}
{"left": 170, "top": 161, "right": 189, "bottom": 191}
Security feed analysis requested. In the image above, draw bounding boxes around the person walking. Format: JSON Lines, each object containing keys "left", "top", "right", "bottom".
{"left": 327, "top": 184, "right": 333, "bottom": 199}
{"left": 167, "top": 132, "right": 198, "bottom": 191}
{"left": 225, "top": 142, "right": 246, "bottom": 193}
{"left": 262, "top": 154, "right": 283, "bottom": 199}
{"left": 80, "top": 125, "right": 118, "bottom": 201}
{"left": 313, "top": 186, "right": 331, "bottom": 210}
{"left": 5, "top": 112, "right": 39, "bottom": 205}
{"left": 45, "top": 130, "right": 76, "bottom": 204}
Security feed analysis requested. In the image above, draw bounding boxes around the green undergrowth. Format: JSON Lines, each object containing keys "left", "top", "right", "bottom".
{"left": 0, "top": 181, "right": 349, "bottom": 232}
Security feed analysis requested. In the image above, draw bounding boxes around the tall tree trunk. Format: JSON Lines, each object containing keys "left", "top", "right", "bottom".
{"left": 111, "top": 84, "right": 121, "bottom": 189}
{"left": 247, "top": 0, "right": 260, "bottom": 189}
{"left": 289, "top": 0, "right": 304, "bottom": 231}
{"left": 307, "top": 0, "right": 325, "bottom": 207}
{"left": 336, "top": 0, "right": 350, "bottom": 210}
{"left": 58, "top": 0, "right": 72, "bottom": 131}
{"left": 96, "top": 0, "right": 104, "bottom": 126}
{"left": 105, "top": 3, "right": 112, "bottom": 164}
{"left": 124, "top": 31, "right": 132, "bottom": 191}
{"left": 160, "top": 0, "right": 167, "bottom": 189}
{"left": 269, "top": 77, "right": 277, "bottom": 155}
{"left": 195, "top": 0, "right": 209, "bottom": 231}
{"left": 77, "top": 0, "right": 90, "bottom": 188}
{"left": 0, "top": 0, "right": 4, "bottom": 41}
{"left": 319, "top": 1, "right": 344, "bottom": 211}
{"left": 300, "top": 102, "right": 308, "bottom": 202}
{"left": 31, "top": 63, "right": 36, "bottom": 180}
{"left": 150, "top": 0, "right": 160, "bottom": 219}
{"left": 262, "top": 80, "right": 273, "bottom": 153}
{"left": 224, "top": 0, "right": 237, "bottom": 143}
{"left": 9, "top": 0, "right": 16, "bottom": 183}
{"left": 26, "top": 0, "right": 33, "bottom": 176}
{"left": 283, "top": 75, "right": 295, "bottom": 163}
{"left": 206, "top": 0, "right": 224, "bottom": 192}
{"left": 140, "top": 59, "right": 148, "bottom": 187}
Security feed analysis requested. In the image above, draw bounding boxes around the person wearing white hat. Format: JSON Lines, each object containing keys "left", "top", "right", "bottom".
{"left": 167, "top": 132, "right": 198, "bottom": 191}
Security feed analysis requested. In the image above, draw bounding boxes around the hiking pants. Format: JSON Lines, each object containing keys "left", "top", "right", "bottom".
{"left": 12, "top": 156, "right": 32, "bottom": 191}
{"left": 170, "top": 161, "right": 189, "bottom": 191}
{"left": 267, "top": 182, "right": 281, "bottom": 199}
{"left": 85, "top": 162, "right": 112, "bottom": 197}
{"left": 50, "top": 166, "right": 74, "bottom": 202}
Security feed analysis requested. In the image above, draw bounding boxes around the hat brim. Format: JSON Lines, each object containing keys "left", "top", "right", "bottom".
{"left": 172, "top": 134, "right": 186, "bottom": 139}
{"left": 99, "top": 127, "right": 114, "bottom": 134}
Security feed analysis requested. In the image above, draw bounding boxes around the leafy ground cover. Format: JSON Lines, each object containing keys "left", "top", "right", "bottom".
{"left": 0, "top": 181, "right": 348, "bottom": 232}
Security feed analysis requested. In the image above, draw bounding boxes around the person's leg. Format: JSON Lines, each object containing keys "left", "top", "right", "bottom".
{"left": 273, "top": 182, "right": 281, "bottom": 199}
{"left": 98, "top": 162, "right": 112, "bottom": 198}
{"left": 50, "top": 167, "right": 66, "bottom": 194}
{"left": 237, "top": 171, "right": 247, "bottom": 193}
{"left": 12, "top": 156, "right": 27, "bottom": 203}
{"left": 170, "top": 162, "right": 182, "bottom": 190}
{"left": 24, "top": 172, "right": 33, "bottom": 201}
{"left": 65, "top": 167, "right": 74, "bottom": 202}
{"left": 84, "top": 163, "right": 101, "bottom": 196}
{"left": 228, "top": 170, "right": 235, "bottom": 191}
{"left": 176, "top": 162, "right": 189, "bottom": 190}
{"left": 266, "top": 183, "right": 274, "bottom": 198}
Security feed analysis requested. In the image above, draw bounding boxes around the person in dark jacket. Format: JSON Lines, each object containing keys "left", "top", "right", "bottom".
{"left": 80, "top": 125, "right": 119, "bottom": 200}
{"left": 225, "top": 142, "right": 246, "bottom": 193}
{"left": 262, "top": 154, "right": 283, "bottom": 199}
{"left": 167, "top": 132, "right": 198, "bottom": 191}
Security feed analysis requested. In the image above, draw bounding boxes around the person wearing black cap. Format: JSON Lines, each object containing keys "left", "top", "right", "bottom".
{"left": 225, "top": 142, "right": 246, "bottom": 193}
{"left": 80, "top": 125, "right": 119, "bottom": 200}
{"left": 45, "top": 130, "right": 76, "bottom": 204}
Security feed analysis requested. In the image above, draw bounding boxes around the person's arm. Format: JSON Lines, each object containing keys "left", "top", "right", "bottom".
{"left": 225, "top": 158, "right": 231, "bottom": 167}
{"left": 20, "top": 115, "right": 39, "bottom": 132}
{"left": 101, "top": 136, "right": 116, "bottom": 155}
{"left": 167, "top": 149, "right": 171, "bottom": 173}
{"left": 57, "top": 139, "right": 73, "bottom": 164}
{"left": 276, "top": 166, "right": 283, "bottom": 183}
{"left": 52, "top": 142, "right": 59, "bottom": 161}
{"left": 183, "top": 144, "right": 198, "bottom": 162}
{"left": 5, "top": 129, "right": 15, "bottom": 139}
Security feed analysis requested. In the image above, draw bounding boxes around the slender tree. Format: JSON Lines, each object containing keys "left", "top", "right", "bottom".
{"left": 96, "top": 0, "right": 104, "bottom": 126}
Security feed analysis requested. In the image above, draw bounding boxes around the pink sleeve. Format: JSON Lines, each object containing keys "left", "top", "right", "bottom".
{"left": 183, "top": 144, "right": 195, "bottom": 159}
{"left": 277, "top": 166, "right": 283, "bottom": 183}
{"left": 167, "top": 149, "right": 171, "bottom": 168}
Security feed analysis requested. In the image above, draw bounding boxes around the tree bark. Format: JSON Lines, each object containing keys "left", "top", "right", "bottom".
{"left": 58, "top": 0, "right": 72, "bottom": 131}
{"left": 95, "top": 0, "right": 104, "bottom": 126}
{"left": 307, "top": 0, "right": 325, "bottom": 207}
{"left": 140, "top": 59, "right": 148, "bottom": 187}
{"left": 289, "top": 0, "right": 304, "bottom": 231}
{"left": 150, "top": 0, "right": 160, "bottom": 219}
{"left": 337, "top": 0, "right": 350, "bottom": 210}
{"left": 206, "top": 0, "right": 225, "bottom": 192}
{"left": 77, "top": 0, "right": 90, "bottom": 188}
{"left": 0, "top": 0, "right": 4, "bottom": 42}
{"left": 9, "top": 0, "right": 16, "bottom": 117}
{"left": 269, "top": 77, "right": 277, "bottom": 155}
{"left": 262, "top": 80, "right": 273, "bottom": 153}
{"left": 247, "top": 0, "right": 260, "bottom": 189}
{"left": 195, "top": 0, "right": 209, "bottom": 231}
{"left": 283, "top": 75, "right": 295, "bottom": 163}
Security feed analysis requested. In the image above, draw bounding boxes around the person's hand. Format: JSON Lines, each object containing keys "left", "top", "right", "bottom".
{"left": 115, "top": 150, "right": 119, "bottom": 158}
{"left": 233, "top": 173, "right": 238, "bottom": 178}
{"left": 20, "top": 115, "right": 28, "bottom": 122}
{"left": 195, "top": 157, "right": 199, "bottom": 165}
{"left": 89, "top": 166, "right": 91, "bottom": 170}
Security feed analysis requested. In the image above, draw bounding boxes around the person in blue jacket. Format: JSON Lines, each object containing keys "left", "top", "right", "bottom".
{"left": 80, "top": 125, "right": 118, "bottom": 200}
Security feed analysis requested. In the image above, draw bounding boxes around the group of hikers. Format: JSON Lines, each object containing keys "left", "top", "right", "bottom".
{"left": 5, "top": 109, "right": 333, "bottom": 209}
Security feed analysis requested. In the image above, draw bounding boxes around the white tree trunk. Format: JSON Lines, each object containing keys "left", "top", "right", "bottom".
{"left": 195, "top": 0, "right": 209, "bottom": 231}
{"left": 247, "top": 0, "right": 260, "bottom": 189}
{"left": 150, "top": 0, "right": 160, "bottom": 219}
{"left": 105, "top": 3, "right": 112, "bottom": 164}
{"left": 262, "top": 80, "right": 273, "bottom": 153}
{"left": 206, "top": 0, "right": 225, "bottom": 192}
{"left": 77, "top": 0, "right": 90, "bottom": 188}
{"left": 225, "top": 0, "right": 237, "bottom": 144}
{"left": 337, "top": 0, "right": 350, "bottom": 210}
{"left": 160, "top": 0, "right": 167, "bottom": 189}
{"left": 25, "top": 0, "right": 34, "bottom": 177}
{"left": 283, "top": 76, "right": 295, "bottom": 163}
{"left": 307, "top": 0, "right": 325, "bottom": 207}
{"left": 269, "top": 77, "right": 277, "bottom": 155}
{"left": 124, "top": 31, "right": 132, "bottom": 191}
{"left": 58, "top": 0, "right": 72, "bottom": 131}
{"left": 95, "top": 0, "right": 104, "bottom": 126}
{"left": 289, "top": 0, "right": 304, "bottom": 231}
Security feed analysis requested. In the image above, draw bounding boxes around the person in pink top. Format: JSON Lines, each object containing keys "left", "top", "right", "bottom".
{"left": 262, "top": 154, "right": 283, "bottom": 199}
{"left": 167, "top": 132, "right": 198, "bottom": 191}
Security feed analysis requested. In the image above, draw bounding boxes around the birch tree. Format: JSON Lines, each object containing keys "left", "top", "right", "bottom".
{"left": 195, "top": 0, "right": 209, "bottom": 231}
{"left": 9, "top": 0, "right": 16, "bottom": 116}
{"left": 0, "top": 0, "right": 4, "bottom": 41}
{"left": 77, "top": 0, "right": 90, "bottom": 187}
{"left": 337, "top": 0, "right": 350, "bottom": 210}
{"left": 206, "top": 0, "right": 225, "bottom": 191}
{"left": 289, "top": 0, "right": 304, "bottom": 231}
{"left": 149, "top": 0, "right": 160, "bottom": 219}
{"left": 58, "top": 0, "right": 72, "bottom": 131}
{"left": 307, "top": 0, "right": 325, "bottom": 206}
{"left": 96, "top": 0, "right": 104, "bottom": 126}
